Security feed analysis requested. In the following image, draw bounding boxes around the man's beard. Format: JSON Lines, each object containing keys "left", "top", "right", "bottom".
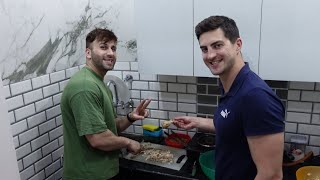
{"left": 91, "top": 53, "right": 114, "bottom": 71}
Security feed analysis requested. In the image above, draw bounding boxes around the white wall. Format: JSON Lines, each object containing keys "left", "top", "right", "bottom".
{"left": 0, "top": 78, "right": 20, "bottom": 180}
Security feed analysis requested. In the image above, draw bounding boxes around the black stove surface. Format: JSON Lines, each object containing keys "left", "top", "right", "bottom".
{"left": 186, "top": 132, "right": 215, "bottom": 160}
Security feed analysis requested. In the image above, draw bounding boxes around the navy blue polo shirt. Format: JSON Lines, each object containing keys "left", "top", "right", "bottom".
{"left": 213, "top": 64, "right": 285, "bottom": 180}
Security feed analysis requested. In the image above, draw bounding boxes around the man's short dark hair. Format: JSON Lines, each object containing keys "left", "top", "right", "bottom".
{"left": 86, "top": 28, "right": 118, "bottom": 48}
{"left": 195, "top": 15, "right": 240, "bottom": 44}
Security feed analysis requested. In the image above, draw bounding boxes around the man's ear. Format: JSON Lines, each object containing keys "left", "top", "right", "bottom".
{"left": 235, "top": 38, "right": 242, "bottom": 53}
{"left": 85, "top": 48, "right": 91, "bottom": 59}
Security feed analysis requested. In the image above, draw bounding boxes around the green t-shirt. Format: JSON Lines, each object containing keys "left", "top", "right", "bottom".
{"left": 61, "top": 67, "right": 119, "bottom": 180}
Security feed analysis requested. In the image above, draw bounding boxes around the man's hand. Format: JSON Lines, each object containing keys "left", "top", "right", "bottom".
{"left": 127, "top": 139, "right": 141, "bottom": 155}
{"left": 129, "top": 99, "right": 151, "bottom": 121}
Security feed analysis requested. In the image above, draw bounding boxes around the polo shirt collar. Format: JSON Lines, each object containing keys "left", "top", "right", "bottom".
{"left": 219, "top": 63, "right": 251, "bottom": 97}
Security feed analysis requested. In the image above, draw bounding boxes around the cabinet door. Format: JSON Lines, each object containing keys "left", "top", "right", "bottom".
{"left": 135, "top": 0, "right": 193, "bottom": 76}
{"left": 259, "top": 0, "right": 320, "bottom": 82}
{"left": 194, "top": 0, "right": 262, "bottom": 77}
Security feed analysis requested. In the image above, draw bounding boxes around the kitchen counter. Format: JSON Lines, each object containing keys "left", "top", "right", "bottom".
{"left": 118, "top": 133, "right": 210, "bottom": 180}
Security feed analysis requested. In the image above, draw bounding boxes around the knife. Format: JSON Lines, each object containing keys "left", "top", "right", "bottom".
{"left": 191, "top": 161, "right": 197, "bottom": 176}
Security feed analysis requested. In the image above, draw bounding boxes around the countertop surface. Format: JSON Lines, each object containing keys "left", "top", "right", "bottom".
{"left": 119, "top": 133, "right": 320, "bottom": 180}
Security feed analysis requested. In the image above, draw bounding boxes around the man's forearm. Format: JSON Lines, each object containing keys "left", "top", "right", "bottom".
{"left": 116, "top": 116, "right": 132, "bottom": 132}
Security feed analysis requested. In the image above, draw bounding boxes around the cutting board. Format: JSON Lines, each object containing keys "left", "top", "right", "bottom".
{"left": 123, "top": 142, "right": 187, "bottom": 171}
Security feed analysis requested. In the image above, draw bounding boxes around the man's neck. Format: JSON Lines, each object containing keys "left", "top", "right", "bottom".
{"left": 86, "top": 63, "right": 107, "bottom": 78}
{"left": 220, "top": 60, "right": 245, "bottom": 93}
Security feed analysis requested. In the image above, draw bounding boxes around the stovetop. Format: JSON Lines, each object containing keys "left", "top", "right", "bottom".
{"left": 186, "top": 132, "right": 215, "bottom": 159}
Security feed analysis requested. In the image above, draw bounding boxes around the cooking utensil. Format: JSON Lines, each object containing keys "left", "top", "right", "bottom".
{"left": 170, "top": 130, "right": 189, "bottom": 147}
{"left": 296, "top": 166, "right": 320, "bottom": 180}
{"left": 191, "top": 161, "right": 197, "bottom": 177}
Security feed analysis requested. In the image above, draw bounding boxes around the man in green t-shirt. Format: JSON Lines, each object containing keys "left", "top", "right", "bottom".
{"left": 61, "top": 28, "right": 151, "bottom": 180}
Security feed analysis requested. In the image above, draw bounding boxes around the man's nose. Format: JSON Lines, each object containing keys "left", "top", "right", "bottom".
{"left": 106, "top": 48, "right": 115, "bottom": 56}
{"left": 207, "top": 49, "right": 216, "bottom": 59}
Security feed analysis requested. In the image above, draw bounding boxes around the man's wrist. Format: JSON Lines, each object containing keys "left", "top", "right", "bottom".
{"left": 127, "top": 112, "right": 135, "bottom": 123}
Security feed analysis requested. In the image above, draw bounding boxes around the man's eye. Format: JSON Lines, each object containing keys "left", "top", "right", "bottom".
{"left": 111, "top": 47, "right": 117, "bottom": 52}
{"left": 100, "top": 46, "right": 107, "bottom": 49}
{"left": 214, "top": 44, "right": 222, "bottom": 49}
{"left": 201, "top": 48, "right": 208, "bottom": 53}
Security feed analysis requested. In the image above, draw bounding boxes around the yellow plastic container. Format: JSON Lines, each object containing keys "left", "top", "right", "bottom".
{"left": 296, "top": 166, "right": 320, "bottom": 180}
{"left": 142, "top": 124, "right": 159, "bottom": 131}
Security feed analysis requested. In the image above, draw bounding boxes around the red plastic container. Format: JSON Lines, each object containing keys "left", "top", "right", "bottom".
{"left": 165, "top": 133, "right": 191, "bottom": 148}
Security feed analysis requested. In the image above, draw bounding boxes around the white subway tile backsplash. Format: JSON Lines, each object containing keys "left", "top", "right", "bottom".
{"left": 288, "top": 90, "right": 300, "bottom": 101}
{"left": 15, "top": 104, "right": 36, "bottom": 121}
{"left": 147, "top": 101, "right": 159, "bottom": 109}
{"left": 45, "top": 159, "right": 61, "bottom": 177}
{"left": 150, "top": 110, "right": 168, "bottom": 119}
{"left": 287, "top": 101, "right": 312, "bottom": 113}
{"left": 6, "top": 95, "right": 24, "bottom": 111}
{"left": 178, "top": 94, "right": 196, "bottom": 103}
{"left": 132, "top": 81, "right": 148, "bottom": 90}
{"left": 56, "top": 115, "right": 62, "bottom": 126}
{"left": 158, "top": 75, "right": 176, "bottom": 82}
{"left": 134, "top": 125, "right": 143, "bottom": 134}
{"left": 66, "top": 66, "right": 79, "bottom": 78}
{"left": 49, "top": 126, "right": 63, "bottom": 141}
{"left": 29, "top": 170, "right": 45, "bottom": 180}
{"left": 130, "top": 90, "right": 140, "bottom": 99}
{"left": 27, "top": 112, "right": 47, "bottom": 128}
{"left": 34, "top": 154, "right": 52, "bottom": 173}
{"left": 187, "top": 84, "right": 197, "bottom": 94}
{"left": 39, "top": 119, "right": 56, "bottom": 135}
{"left": 52, "top": 147, "right": 64, "bottom": 161}
{"left": 310, "top": 136, "right": 320, "bottom": 146}
{"left": 159, "top": 92, "right": 177, "bottom": 102}
{"left": 43, "top": 83, "right": 60, "bottom": 98}
{"left": 8, "top": 111, "right": 15, "bottom": 124}
{"left": 19, "top": 127, "right": 39, "bottom": 145}
{"left": 114, "top": 62, "right": 130, "bottom": 70}
{"left": 42, "top": 140, "right": 59, "bottom": 156}
{"left": 50, "top": 70, "right": 66, "bottom": 83}
{"left": 140, "top": 74, "right": 157, "bottom": 81}
{"left": 168, "top": 83, "right": 186, "bottom": 93}
{"left": 20, "top": 165, "right": 35, "bottom": 180}
{"left": 130, "top": 62, "right": 138, "bottom": 71}
{"left": 314, "top": 103, "right": 320, "bottom": 113}
{"left": 13, "top": 136, "right": 19, "bottom": 148}
{"left": 298, "top": 124, "right": 320, "bottom": 135}
{"left": 177, "top": 76, "right": 196, "bottom": 83}
{"left": 159, "top": 101, "right": 177, "bottom": 111}
{"left": 142, "top": 118, "right": 160, "bottom": 126}
{"left": 10, "top": 80, "right": 32, "bottom": 96}
{"left": 52, "top": 93, "right": 62, "bottom": 105}
{"left": 312, "top": 114, "right": 320, "bottom": 125}
{"left": 178, "top": 103, "right": 196, "bottom": 113}
{"left": 285, "top": 122, "right": 297, "bottom": 133}
{"left": 149, "top": 82, "right": 167, "bottom": 91}
{"left": 11, "top": 120, "right": 28, "bottom": 136}
{"left": 286, "top": 112, "right": 311, "bottom": 123}
{"left": 290, "top": 81, "right": 315, "bottom": 90}
{"left": 16, "top": 143, "right": 32, "bottom": 160}
{"left": 301, "top": 91, "right": 320, "bottom": 102}
{"left": 46, "top": 105, "right": 61, "bottom": 119}
{"left": 3, "top": 85, "right": 11, "bottom": 98}
{"left": 58, "top": 136, "right": 64, "bottom": 146}
{"left": 31, "top": 75, "right": 50, "bottom": 89}
{"left": 31, "top": 134, "right": 49, "bottom": 151}
{"left": 141, "top": 91, "right": 158, "bottom": 100}
{"left": 168, "top": 112, "right": 186, "bottom": 119}
{"left": 24, "top": 89, "right": 43, "bottom": 104}
{"left": 316, "top": 83, "right": 320, "bottom": 91}
{"left": 59, "top": 79, "right": 69, "bottom": 91}
{"left": 18, "top": 160, "right": 23, "bottom": 172}
{"left": 23, "top": 149, "right": 42, "bottom": 168}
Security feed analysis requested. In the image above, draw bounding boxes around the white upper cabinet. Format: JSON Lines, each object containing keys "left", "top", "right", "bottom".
{"left": 260, "top": 0, "right": 320, "bottom": 82}
{"left": 193, "top": 0, "right": 262, "bottom": 77}
{"left": 135, "top": 0, "right": 194, "bottom": 76}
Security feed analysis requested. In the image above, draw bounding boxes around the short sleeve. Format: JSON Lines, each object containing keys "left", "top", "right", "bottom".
{"left": 242, "top": 88, "right": 285, "bottom": 136}
{"left": 70, "top": 91, "right": 108, "bottom": 136}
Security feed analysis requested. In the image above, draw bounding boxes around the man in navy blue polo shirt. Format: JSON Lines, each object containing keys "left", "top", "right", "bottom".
{"left": 173, "top": 16, "right": 285, "bottom": 180}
